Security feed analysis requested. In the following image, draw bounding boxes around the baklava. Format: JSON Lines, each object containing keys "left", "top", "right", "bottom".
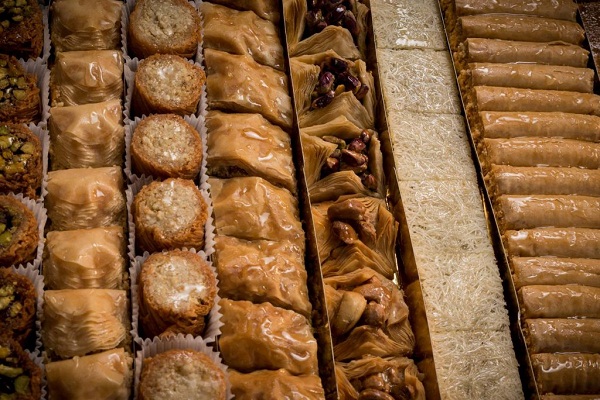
{"left": 0, "top": 336, "right": 41, "bottom": 400}
{"left": 0, "top": 55, "right": 40, "bottom": 124}
{"left": 0, "top": 123, "right": 42, "bottom": 198}
{"left": 0, "top": 0, "right": 43, "bottom": 59}
{"left": 229, "top": 369, "right": 325, "bottom": 400}
{"left": 0, "top": 268, "right": 36, "bottom": 345}
{"left": 0, "top": 195, "right": 37, "bottom": 267}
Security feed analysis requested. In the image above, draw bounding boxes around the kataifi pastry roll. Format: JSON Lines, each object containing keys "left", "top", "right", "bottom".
{"left": 138, "top": 349, "right": 226, "bottom": 400}
{"left": 0, "top": 268, "right": 35, "bottom": 345}
{"left": 0, "top": 195, "right": 37, "bottom": 267}
{"left": 0, "top": 336, "right": 41, "bottom": 400}
{"left": 128, "top": 0, "right": 201, "bottom": 60}
{"left": 0, "top": 123, "right": 42, "bottom": 198}
{"left": 0, "top": 55, "right": 40, "bottom": 124}
{"left": 131, "top": 114, "right": 202, "bottom": 180}
{"left": 133, "top": 178, "right": 207, "bottom": 253}
{"left": 229, "top": 369, "right": 325, "bottom": 400}
{"left": 132, "top": 54, "right": 204, "bottom": 117}
{"left": 138, "top": 250, "right": 216, "bottom": 338}
{"left": 0, "top": 0, "right": 43, "bottom": 60}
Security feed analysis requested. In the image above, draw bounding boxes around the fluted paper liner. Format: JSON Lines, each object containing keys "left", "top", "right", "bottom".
{"left": 27, "top": 123, "right": 49, "bottom": 202}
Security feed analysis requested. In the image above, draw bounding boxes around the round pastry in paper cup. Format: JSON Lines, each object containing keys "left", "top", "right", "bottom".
{"left": 0, "top": 55, "right": 41, "bottom": 124}
{"left": 0, "top": 335, "right": 42, "bottom": 399}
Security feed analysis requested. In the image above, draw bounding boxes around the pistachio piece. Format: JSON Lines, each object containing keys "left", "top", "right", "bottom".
{"left": 14, "top": 375, "right": 29, "bottom": 394}
{"left": 323, "top": 157, "right": 340, "bottom": 174}
{"left": 333, "top": 84, "right": 345, "bottom": 96}
{"left": 19, "top": 142, "right": 33, "bottom": 154}
{"left": 0, "top": 79, "right": 8, "bottom": 90}
{"left": 11, "top": 89, "right": 25, "bottom": 100}
{"left": 0, "top": 283, "right": 13, "bottom": 297}
{"left": 4, "top": 162, "right": 25, "bottom": 175}
{"left": 4, "top": 1, "right": 15, "bottom": 8}
{"left": 15, "top": 0, "right": 25, "bottom": 6}
{"left": 0, "top": 347, "right": 10, "bottom": 359}
{"left": 311, "top": 90, "right": 334, "bottom": 109}
{"left": 10, "top": 14, "right": 21, "bottom": 22}
{"left": 8, "top": 301, "right": 21, "bottom": 317}
{"left": 354, "top": 84, "right": 369, "bottom": 101}
{"left": 347, "top": 138, "right": 366, "bottom": 153}
{"left": 317, "top": 71, "right": 334, "bottom": 94}
{"left": 361, "top": 173, "right": 378, "bottom": 191}
{"left": 0, "top": 293, "right": 13, "bottom": 310}
{"left": 15, "top": 77, "right": 25, "bottom": 89}
{"left": 9, "top": 141, "right": 19, "bottom": 152}
{"left": 1, "top": 150, "right": 11, "bottom": 159}
{"left": 0, "top": 136, "right": 10, "bottom": 149}
{"left": 0, "top": 365, "right": 22, "bottom": 378}
{"left": 0, "top": 230, "right": 12, "bottom": 246}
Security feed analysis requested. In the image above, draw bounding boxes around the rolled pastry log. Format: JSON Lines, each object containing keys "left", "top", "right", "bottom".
{"left": 496, "top": 195, "right": 600, "bottom": 230}
{"left": 473, "top": 86, "right": 600, "bottom": 116}
{"left": 532, "top": 353, "right": 600, "bottom": 395}
{"left": 483, "top": 138, "right": 600, "bottom": 169}
{"left": 520, "top": 284, "right": 600, "bottom": 318}
{"left": 512, "top": 257, "right": 600, "bottom": 288}
{"left": 454, "top": 0, "right": 578, "bottom": 21}
{"left": 458, "top": 15, "right": 585, "bottom": 45}
{"left": 505, "top": 228, "right": 600, "bottom": 258}
{"left": 457, "top": 38, "right": 590, "bottom": 68}
{"left": 479, "top": 112, "right": 600, "bottom": 142}
{"left": 540, "top": 396, "right": 600, "bottom": 399}
{"left": 525, "top": 318, "right": 600, "bottom": 353}
{"left": 464, "top": 63, "right": 594, "bottom": 93}
{"left": 487, "top": 166, "right": 600, "bottom": 197}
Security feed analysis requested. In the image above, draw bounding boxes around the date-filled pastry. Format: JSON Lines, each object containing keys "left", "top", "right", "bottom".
{"left": 0, "top": 336, "right": 42, "bottom": 400}
{"left": 131, "top": 114, "right": 202, "bottom": 180}
{"left": 43, "top": 226, "right": 127, "bottom": 290}
{"left": 128, "top": 0, "right": 201, "bottom": 59}
{"left": 0, "top": 268, "right": 36, "bottom": 345}
{"left": 0, "top": 55, "right": 40, "bottom": 124}
{"left": 0, "top": 0, "right": 43, "bottom": 59}
{"left": 45, "top": 166, "right": 126, "bottom": 231}
{"left": 133, "top": 178, "right": 207, "bottom": 253}
{"left": 132, "top": 54, "right": 204, "bottom": 117}
{"left": 51, "top": 0, "right": 122, "bottom": 52}
{"left": 0, "top": 123, "right": 42, "bottom": 198}
{"left": 0, "top": 195, "right": 38, "bottom": 267}
{"left": 49, "top": 99, "right": 124, "bottom": 170}
{"left": 139, "top": 250, "right": 216, "bottom": 338}
{"left": 51, "top": 50, "right": 123, "bottom": 106}
{"left": 42, "top": 288, "right": 129, "bottom": 359}
{"left": 138, "top": 349, "right": 227, "bottom": 400}
{"left": 46, "top": 348, "right": 132, "bottom": 400}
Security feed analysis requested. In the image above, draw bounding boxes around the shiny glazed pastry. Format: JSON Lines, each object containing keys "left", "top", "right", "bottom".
{"left": 49, "top": 99, "right": 124, "bottom": 170}
{"left": 229, "top": 369, "right": 325, "bottom": 400}
{"left": 131, "top": 114, "right": 202, "bottom": 180}
{"left": 0, "top": 336, "right": 42, "bottom": 400}
{"left": 0, "top": 268, "right": 36, "bottom": 345}
{"left": 43, "top": 226, "right": 127, "bottom": 290}
{"left": 45, "top": 348, "right": 133, "bottom": 400}
{"left": 208, "top": 0, "right": 280, "bottom": 22}
{"left": 42, "top": 288, "right": 129, "bottom": 359}
{"left": 505, "top": 228, "right": 600, "bottom": 259}
{"left": 138, "top": 250, "right": 216, "bottom": 338}
{"left": 0, "top": 123, "right": 42, "bottom": 198}
{"left": 51, "top": 0, "right": 122, "bottom": 51}
{"left": 532, "top": 353, "right": 600, "bottom": 395}
{"left": 0, "top": 0, "right": 43, "bottom": 59}
{"left": 45, "top": 166, "right": 126, "bottom": 231}
{"left": 0, "top": 195, "right": 37, "bottom": 267}
{"left": 132, "top": 54, "right": 204, "bottom": 117}
{"left": 138, "top": 349, "right": 226, "bottom": 400}
{"left": 512, "top": 256, "right": 600, "bottom": 288}
{"left": 51, "top": 50, "right": 123, "bottom": 106}
{"left": 133, "top": 178, "right": 207, "bottom": 253}
{"left": 0, "top": 55, "right": 40, "bottom": 124}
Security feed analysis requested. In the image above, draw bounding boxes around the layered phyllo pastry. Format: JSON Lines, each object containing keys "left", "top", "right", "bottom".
{"left": 229, "top": 369, "right": 325, "bottom": 400}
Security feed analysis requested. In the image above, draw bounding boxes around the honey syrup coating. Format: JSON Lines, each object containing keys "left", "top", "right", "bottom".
{"left": 0, "top": 55, "right": 39, "bottom": 124}
{"left": 0, "top": 195, "right": 37, "bottom": 268}
{"left": 0, "top": 123, "right": 41, "bottom": 198}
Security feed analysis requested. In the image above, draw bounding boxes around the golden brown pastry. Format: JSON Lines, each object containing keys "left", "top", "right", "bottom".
{"left": 512, "top": 257, "right": 600, "bottom": 289}
{"left": 0, "top": 55, "right": 40, "bottom": 123}
{"left": 532, "top": 353, "right": 600, "bottom": 395}
{"left": 0, "top": 0, "right": 43, "bottom": 59}
{"left": 51, "top": 50, "right": 123, "bottom": 107}
{"left": 138, "top": 349, "right": 226, "bottom": 400}
{"left": 229, "top": 369, "right": 325, "bottom": 400}
{"left": 133, "top": 178, "right": 207, "bottom": 253}
{"left": 138, "top": 250, "right": 216, "bottom": 338}
{"left": 0, "top": 268, "right": 36, "bottom": 345}
{"left": 0, "top": 336, "right": 42, "bottom": 400}
{"left": 45, "top": 166, "right": 126, "bottom": 231}
{"left": 208, "top": 0, "right": 280, "bottom": 23}
{"left": 51, "top": 0, "right": 122, "bottom": 51}
{"left": 520, "top": 285, "right": 600, "bottom": 319}
{"left": 128, "top": 0, "right": 201, "bottom": 59}
{"left": 0, "top": 195, "right": 37, "bottom": 267}
{"left": 46, "top": 348, "right": 133, "bottom": 400}
{"left": 131, "top": 114, "right": 202, "bottom": 179}
{"left": 132, "top": 54, "right": 204, "bottom": 117}
{"left": 43, "top": 226, "right": 127, "bottom": 290}
{"left": 49, "top": 99, "right": 124, "bottom": 170}
{"left": 526, "top": 318, "right": 600, "bottom": 354}
{"left": 0, "top": 123, "right": 42, "bottom": 198}
{"left": 505, "top": 228, "right": 600, "bottom": 259}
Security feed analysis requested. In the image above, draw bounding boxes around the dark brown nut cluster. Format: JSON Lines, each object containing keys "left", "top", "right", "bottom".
{"left": 0, "top": 125, "right": 34, "bottom": 178}
{"left": 311, "top": 57, "right": 369, "bottom": 110}
{"left": 306, "top": 0, "right": 359, "bottom": 39}
{"left": 352, "top": 368, "right": 416, "bottom": 400}
{"left": 320, "top": 130, "right": 377, "bottom": 191}
{"left": 0, "top": 58, "right": 30, "bottom": 106}
{"left": 0, "top": 282, "right": 20, "bottom": 319}
{"left": 0, "top": 0, "right": 33, "bottom": 33}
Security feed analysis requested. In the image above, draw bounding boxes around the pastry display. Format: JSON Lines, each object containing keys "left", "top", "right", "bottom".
{"left": 45, "top": 348, "right": 133, "bottom": 400}
{"left": 0, "top": 195, "right": 37, "bottom": 268}
{"left": 0, "top": 0, "right": 43, "bottom": 60}
{"left": 205, "top": 111, "right": 296, "bottom": 192}
{"left": 133, "top": 178, "right": 207, "bottom": 253}
{"left": 128, "top": 0, "right": 201, "bottom": 60}
{"left": 138, "top": 349, "right": 227, "bottom": 400}
{"left": 51, "top": 0, "right": 122, "bottom": 52}
{"left": 49, "top": 99, "right": 124, "bottom": 170}
{"left": 130, "top": 114, "right": 202, "bottom": 180}
{"left": 42, "top": 288, "right": 129, "bottom": 359}
{"left": 0, "top": 268, "right": 35, "bottom": 345}
{"left": 0, "top": 336, "right": 42, "bottom": 400}
{"left": 51, "top": 50, "right": 123, "bottom": 107}
{"left": 138, "top": 250, "right": 217, "bottom": 338}
{"left": 45, "top": 166, "right": 126, "bottom": 231}
{"left": 43, "top": 226, "right": 127, "bottom": 290}
{"left": 0, "top": 55, "right": 40, "bottom": 124}
{"left": 132, "top": 54, "right": 204, "bottom": 117}
{"left": 0, "top": 123, "right": 42, "bottom": 198}
{"left": 229, "top": 369, "right": 325, "bottom": 400}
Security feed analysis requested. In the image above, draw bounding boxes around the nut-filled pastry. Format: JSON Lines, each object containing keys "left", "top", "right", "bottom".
{"left": 133, "top": 178, "right": 207, "bottom": 253}
{"left": 45, "top": 166, "right": 126, "bottom": 231}
{"left": 0, "top": 0, "right": 43, "bottom": 60}
{"left": 0, "top": 336, "right": 41, "bottom": 400}
{"left": 0, "top": 268, "right": 36, "bottom": 345}
{"left": 0, "top": 195, "right": 38, "bottom": 267}
{"left": 229, "top": 369, "right": 325, "bottom": 400}
{"left": 0, "top": 123, "right": 42, "bottom": 198}
{"left": 128, "top": 0, "right": 201, "bottom": 59}
{"left": 46, "top": 348, "right": 133, "bottom": 400}
{"left": 42, "top": 288, "right": 129, "bottom": 359}
{"left": 51, "top": 50, "right": 123, "bottom": 107}
{"left": 138, "top": 250, "right": 216, "bottom": 338}
{"left": 0, "top": 55, "right": 40, "bottom": 124}
{"left": 43, "top": 226, "right": 127, "bottom": 290}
